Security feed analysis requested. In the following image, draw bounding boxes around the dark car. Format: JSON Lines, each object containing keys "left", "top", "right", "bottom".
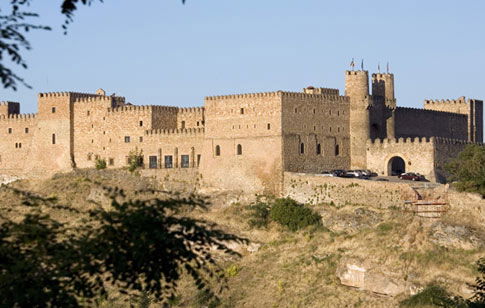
{"left": 398, "top": 172, "right": 424, "bottom": 181}
{"left": 331, "top": 169, "right": 346, "bottom": 177}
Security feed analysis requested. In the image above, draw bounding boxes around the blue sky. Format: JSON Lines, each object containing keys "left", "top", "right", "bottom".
{"left": 2, "top": 0, "right": 485, "bottom": 113}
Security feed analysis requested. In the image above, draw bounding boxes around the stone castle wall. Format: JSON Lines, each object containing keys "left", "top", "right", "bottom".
{"left": 395, "top": 107, "right": 468, "bottom": 140}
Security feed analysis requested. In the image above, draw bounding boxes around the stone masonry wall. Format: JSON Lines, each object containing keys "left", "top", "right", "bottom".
{"left": 281, "top": 92, "right": 351, "bottom": 173}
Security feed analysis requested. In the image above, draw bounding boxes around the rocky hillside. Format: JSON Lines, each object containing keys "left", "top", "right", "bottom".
{"left": 1, "top": 169, "right": 484, "bottom": 307}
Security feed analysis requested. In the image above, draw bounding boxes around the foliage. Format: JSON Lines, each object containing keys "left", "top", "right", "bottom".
{"left": 269, "top": 198, "right": 321, "bottom": 232}
{"left": 399, "top": 285, "right": 467, "bottom": 308}
{"left": 470, "top": 257, "right": 485, "bottom": 306}
{"left": 225, "top": 264, "right": 240, "bottom": 278}
{"left": 0, "top": 1, "right": 186, "bottom": 91}
{"left": 246, "top": 200, "right": 271, "bottom": 228}
{"left": 0, "top": 185, "right": 247, "bottom": 307}
{"left": 127, "top": 148, "right": 144, "bottom": 172}
{"left": 445, "top": 145, "right": 485, "bottom": 196}
{"left": 95, "top": 157, "right": 107, "bottom": 170}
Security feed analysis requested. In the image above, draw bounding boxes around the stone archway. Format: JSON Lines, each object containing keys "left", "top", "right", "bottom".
{"left": 387, "top": 156, "right": 405, "bottom": 176}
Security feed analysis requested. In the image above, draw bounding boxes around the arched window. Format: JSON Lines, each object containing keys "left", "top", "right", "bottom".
{"left": 316, "top": 143, "right": 321, "bottom": 155}
{"left": 215, "top": 145, "right": 221, "bottom": 156}
{"left": 300, "top": 143, "right": 305, "bottom": 154}
{"left": 335, "top": 144, "right": 339, "bottom": 156}
{"left": 237, "top": 144, "right": 242, "bottom": 155}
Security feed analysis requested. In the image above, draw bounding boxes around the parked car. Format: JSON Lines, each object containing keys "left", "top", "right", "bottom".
{"left": 331, "top": 169, "right": 346, "bottom": 177}
{"left": 321, "top": 171, "right": 336, "bottom": 177}
{"left": 355, "top": 170, "right": 371, "bottom": 179}
{"left": 344, "top": 170, "right": 360, "bottom": 178}
{"left": 398, "top": 172, "right": 425, "bottom": 181}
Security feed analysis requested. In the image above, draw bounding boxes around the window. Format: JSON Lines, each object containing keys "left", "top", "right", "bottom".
{"left": 215, "top": 145, "right": 221, "bottom": 156}
{"left": 240, "top": 108, "right": 244, "bottom": 114}
{"left": 124, "top": 136, "right": 130, "bottom": 143}
{"left": 15, "top": 143, "right": 18, "bottom": 148}
{"left": 87, "top": 153, "right": 92, "bottom": 161}
{"left": 335, "top": 144, "right": 340, "bottom": 156}
{"left": 316, "top": 144, "right": 321, "bottom": 155}
{"left": 237, "top": 144, "right": 242, "bottom": 155}
{"left": 197, "top": 121, "right": 200, "bottom": 126}
{"left": 87, "top": 110, "right": 90, "bottom": 116}
{"left": 19, "top": 143, "right": 21, "bottom": 148}
{"left": 313, "top": 109, "right": 316, "bottom": 114}
{"left": 164, "top": 155, "right": 173, "bottom": 168}
{"left": 300, "top": 143, "right": 305, "bottom": 154}
{"left": 52, "top": 107, "right": 56, "bottom": 113}
{"left": 8, "top": 128, "right": 12, "bottom": 134}
{"left": 181, "top": 155, "right": 190, "bottom": 168}
{"left": 181, "top": 121, "right": 186, "bottom": 129}
{"left": 139, "top": 136, "right": 143, "bottom": 142}
{"left": 52, "top": 134, "right": 56, "bottom": 145}
{"left": 197, "top": 154, "right": 201, "bottom": 167}
{"left": 139, "top": 121, "right": 143, "bottom": 127}
{"left": 109, "top": 158, "right": 114, "bottom": 166}
{"left": 25, "top": 127, "right": 29, "bottom": 133}
{"left": 267, "top": 123, "right": 271, "bottom": 130}
{"left": 149, "top": 156, "right": 158, "bottom": 169}
{"left": 294, "top": 108, "right": 298, "bottom": 113}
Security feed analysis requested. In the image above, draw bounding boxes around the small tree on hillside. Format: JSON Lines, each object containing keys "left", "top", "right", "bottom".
{"left": 445, "top": 144, "right": 485, "bottom": 196}
{"left": 127, "top": 148, "right": 144, "bottom": 172}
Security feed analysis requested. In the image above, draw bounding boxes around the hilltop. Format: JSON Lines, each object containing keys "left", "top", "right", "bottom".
{"left": 1, "top": 169, "right": 484, "bottom": 307}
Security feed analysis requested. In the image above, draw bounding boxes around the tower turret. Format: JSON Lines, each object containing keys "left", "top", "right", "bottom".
{"left": 372, "top": 73, "right": 395, "bottom": 101}
{"left": 345, "top": 70, "right": 371, "bottom": 169}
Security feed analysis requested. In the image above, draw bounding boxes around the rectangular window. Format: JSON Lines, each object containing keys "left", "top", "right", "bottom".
{"left": 87, "top": 153, "right": 92, "bottom": 161}
{"left": 87, "top": 110, "right": 90, "bottom": 116}
{"left": 240, "top": 108, "right": 244, "bottom": 114}
{"left": 139, "top": 121, "right": 143, "bottom": 127}
{"left": 181, "top": 155, "right": 190, "bottom": 168}
{"left": 8, "top": 128, "right": 12, "bottom": 134}
{"left": 109, "top": 158, "right": 114, "bottom": 166}
{"left": 197, "top": 154, "right": 201, "bottom": 167}
{"left": 124, "top": 136, "right": 130, "bottom": 143}
{"left": 25, "top": 127, "right": 29, "bottom": 133}
{"left": 149, "top": 156, "right": 158, "bottom": 169}
{"left": 52, "top": 134, "right": 56, "bottom": 145}
{"left": 164, "top": 155, "right": 173, "bottom": 168}
{"left": 139, "top": 136, "right": 143, "bottom": 142}
{"left": 52, "top": 107, "right": 56, "bottom": 113}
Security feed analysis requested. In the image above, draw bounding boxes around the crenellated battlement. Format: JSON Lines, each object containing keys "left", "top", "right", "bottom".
{"left": 396, "top": 106, "right": 467, "bottom": 118}
{"left": 424, "top": 97, "right": 469, "bottom": 105}
{"left": 206, "top": 91, "right": 283, "bottom": 100}
{"left": 434, "top": 136, "right": 483, "bottom": 146}
{"left": 368, "top": 136, "right": 435, "bottom": 146}
{"left": 0, "top": 113, "right": 37, "bottom": 121}
{"left": 0, "top": 101, "right": 19, "bottom": 106}
{"left": 108, "top": 105, "right": 178, "bottom": 113}
{"left": 346, "top": 70, "right": 368, "bottom": 76}
{"left": 177, "top": 107, "right": 205, "bottom": 113}
{"left": 281, "top": 91, "right": 348, "bottom": 102}
{"left": 145, "top": 127, "right": 205, "bottom": 135}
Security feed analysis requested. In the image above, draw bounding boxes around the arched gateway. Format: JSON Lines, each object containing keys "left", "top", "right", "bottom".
{"left": 388, "top": 156, "right": 405, "bottom": 176}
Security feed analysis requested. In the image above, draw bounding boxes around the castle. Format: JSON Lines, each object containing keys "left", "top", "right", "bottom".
{"left": 0, "top": 68, "right": 482, "bottom": 194}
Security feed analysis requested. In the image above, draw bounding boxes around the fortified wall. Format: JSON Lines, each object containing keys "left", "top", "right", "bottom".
{"left": 0, "top": 66, "right": 483, "bottom": 195}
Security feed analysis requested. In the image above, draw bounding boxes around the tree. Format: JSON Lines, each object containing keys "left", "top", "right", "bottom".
{"left": 445, "top": 144, "right": 485, "bottom": 196}
{"left": 0, "top": 0, "right": 186, "bottom": 91}
{"left": 0, "top": 185, "right": 246, "bottom": 306}
{"left": 470, "top": 257, "right": 485, "bottom": 306}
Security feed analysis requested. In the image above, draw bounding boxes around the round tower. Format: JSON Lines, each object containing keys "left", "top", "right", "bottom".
{"left": 345, "top": 70, "right": 371, "bottom": 169}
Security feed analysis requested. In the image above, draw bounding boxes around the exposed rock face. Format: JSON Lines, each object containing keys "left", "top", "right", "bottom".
{"left": 336, "top": 257, "right": 408, "bottom": 296}
{"left": 86, "top": 187, "right": 112, "bottom": 211}
{"left": 0, "top": 175, "right": 20, "bottom": 185}
{"left": 429, "top": 222, "right": 484, "bottom": 250}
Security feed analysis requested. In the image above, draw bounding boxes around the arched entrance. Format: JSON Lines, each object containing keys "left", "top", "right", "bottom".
{"left": 388, "top": 156, "right": 405, "bottom": 176}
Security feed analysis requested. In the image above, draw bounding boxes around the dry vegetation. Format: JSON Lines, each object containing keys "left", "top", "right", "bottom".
{"left": 1, "top": 169, "right": 484, "bottom": 307}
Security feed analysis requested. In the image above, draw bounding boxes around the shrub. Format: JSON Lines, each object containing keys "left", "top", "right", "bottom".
{"left": 269, "top": 198, "right": 321, "bottom": 232}
{"left": 246, "top": 201, "right": 271, "bottom": 228}
{"left": 445, "top": 144, "right": 485, "bottom": 196}
{"left": 399, "top": 285, "right": 466, "bottom": 307}
{"left": 95, "top": 158, "right": 107, "bottom": 170}
{"left": 127, "top": 148, "right": 144, "bottom": 172}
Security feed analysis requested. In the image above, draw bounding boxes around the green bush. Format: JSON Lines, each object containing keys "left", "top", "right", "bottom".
{"left": 269, "top": 198, "right": 321, "bottom": 232}
{"left": 246, "top": 201, "right": 271, "bottom": 228}
{"left": 127, "top": 148, "right": 144, "bottom": 172}
{"left": 95, "top": 158, "right": 107, "bottom": 170}
{"left": 445, "top": 144, "right": 485, "bottom": 196}
{"left": 399, "top": 285, "right": 467, "bottom": 307}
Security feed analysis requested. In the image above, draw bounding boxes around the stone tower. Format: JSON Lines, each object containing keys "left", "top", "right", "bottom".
{"left": 345, "top": 70, "right": 371, "bottom": 169}
{"left": 371, "top": 73, "right": 396, "bottom": 139}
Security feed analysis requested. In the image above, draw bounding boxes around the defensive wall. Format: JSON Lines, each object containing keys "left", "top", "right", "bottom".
{"left": 395, "top": 107, "right": 468, "bottom": 140}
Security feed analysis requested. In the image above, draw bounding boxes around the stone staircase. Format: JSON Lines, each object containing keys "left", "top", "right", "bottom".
{"left": 405, "top": 184, "right": 449, "bottom": 218}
